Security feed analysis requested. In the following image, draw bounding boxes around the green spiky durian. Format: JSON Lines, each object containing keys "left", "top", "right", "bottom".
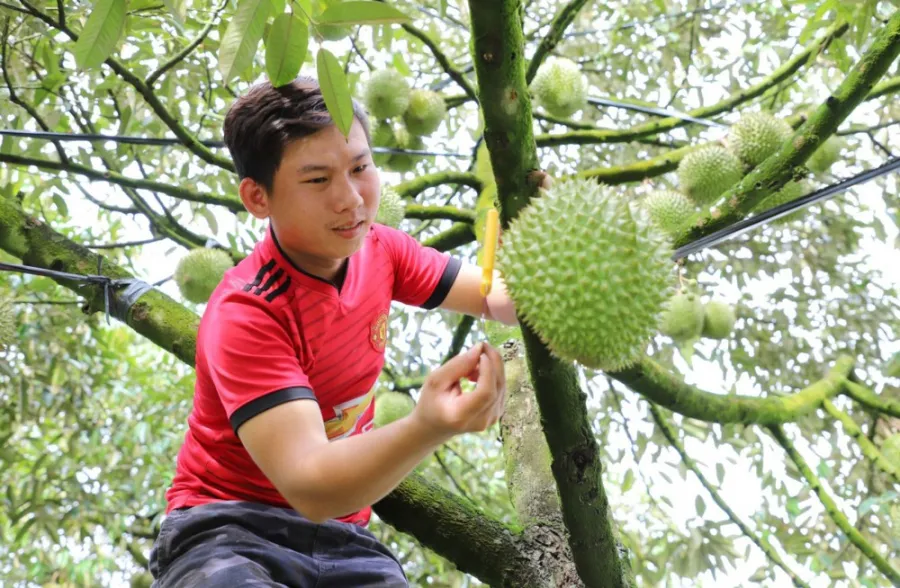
{"left": 530, "top": 57, "right": 587, "bottom": 118}
{"left": 403, "top": 89, "right": 446, "bottom": 137}
{"left": 885, "top": 352, "right": 900, "bottom": 379}
{"left": 374, "top": 391, "right": 415, "bottom": 428}
{"left": 386, "top": 126, "right": 425, "bottom": 172}
{"left": 701, "top": 300, "right": 736, "bottom": 339}
{"left": 643, "top": 190, "right": 695, "bottom": 237}
{"left": 728, "top": 112, "right": 793, "bottom": 168}
{"left": 0, "top": 294, "right": 15, "bottom": 349}
{"left": 363, "top": 69, "right": 410, "bottom": 120}
{"left": 660, "top": 291, "right": 705, "bottom": 341}
{"left": 807, "top": 136, "right": 845, "bottom": 174}
{"left": 371, "top": 121, "right": 396, "bottom": 167}
{"left": 174, "top": 247, "right": 234, "bottom": 304}
{"left": 376, "top": 187, "right": 406, "bottom": 228}
{"left": 754, "top": 180, "right": 806, "bottom": 225}
{"left": 497, "top": 177, "right": 674, "bottom": 371}
{"left": 677, "top": 146, "right": 743, "bottom": 206}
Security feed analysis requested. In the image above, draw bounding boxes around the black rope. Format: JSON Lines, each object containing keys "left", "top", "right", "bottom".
{"left": 588, "top": 97, "right": 727, "bottom": 128}
{"left": 672, "top": 157, "right": 900, "bottom": 260}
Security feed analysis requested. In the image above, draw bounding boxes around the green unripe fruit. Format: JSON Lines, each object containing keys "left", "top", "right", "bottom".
{"left": 728, "top": 112, "right": 793, "bottom": 168}
{"left": 643, "top": 190, "right": 695, "bottom": 237}
{"left": 807, "top": 137, "right": 845, "bottom": 174}
{"left": 318, "top": 24, "right": 350, "bottom": 41}
{"left": 376, "top": 187, "right": 406, "bottom": 228}
{"left": 497, "top": 177, "right": 674, "bottom": 371}
{"left": 677, "top": 146, "right": 743, "bottom": 206}
{"left": 371, "top": 121, "right": 396, "bottom": 167}
{"left": 402, "top": 89, "right": 446, "bottom": 137}
{"left": 885, "top": 352, "right": 900, "bottom": 379}
{"left": 363, "top": 70, "right": 410, "bottom": 120}
{"left": 0, "top": 295, "right": 15, "bottom": 349}
{"left": 174, "top": 248, "right": 234, "bottom": 304}
{"left": 754, "top": 181, "right": 806, "bottom": 225}
{"left": 530, "top": 57, "right": 587, "bottom": 118}
{"left": 374, "top": 391, "right": 415, "bottom": 428}
{"left": 660, "top": 291, "right": 705, "bottom": 341}
{"left": 701, "top": 300, "right": 736, "bottom": 339}
{"left": 130, "top": 572, "right": 153, "bottom": 588}
{"left": 386, "top": 127, "right": 425, "bottom": 172}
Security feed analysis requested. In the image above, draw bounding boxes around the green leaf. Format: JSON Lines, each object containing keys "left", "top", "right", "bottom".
{"left": 218, "top": 0, "right": 273, "bottom": 81}
{"left": 316, "top": 49, "right": 353, "bottom": 138}
{"left": 318, "top": 1, "right": 411, "bottom": 26}
{"left": 392, "top": 52, "right": 410, "bottom": 77}
{"left": 197, "top": 208, "right": 218, "bottom": 235}
{"left": 51, "top": 194, "right": 68, "bottom": 219}
{"left": 695, "top": 495, "right": 706, "bottom": 517}
{"left": 162, "top": 0, "right": 186, "bottom": 25}
{"left": 716, "top": 463, "right": 725, "bottom": 485}
{"left": 623, "top": 469, "right": 635, "bottom": 492}
{"left": 270, "top": 0, "right": 287, "bottom": 14}
{"left": 266, "top": 14, "right": 309, "bottom": 87}
{"left": 73, "top": 0, "right": 128, "bottom": 70}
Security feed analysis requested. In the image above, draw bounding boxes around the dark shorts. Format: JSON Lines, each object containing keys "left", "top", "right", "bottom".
{"left": 148, "top": 501, "right": 408, "bottom": 587}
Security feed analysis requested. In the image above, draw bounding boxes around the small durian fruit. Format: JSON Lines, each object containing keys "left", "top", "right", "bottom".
{"left": 174, "top": 247, "right": 234, "bottom": 304}
{"left": 884, "top": 352, "right": 900, "bottom": 379}
{"left": 376, "top": 187, "right": 406, "bottom": 228}
{"left": 677, "top": 145, "right": 743, "bottom": 206}
{"left": 373, "top": 391, "right": 415, "bottom": 428}
{"left": 701, "top": 300, "right": 736, "bottom": 339}
{"left": 497, "top": 177, "right": 674, "bottom": 371}
{"left": 642, "top": 190, "right": 695, "bottom": 237}
{"left": 363, "top": 69, "right": 410, "bottom": 120}
{"left": 0, "top": 294, "right": 16, "bottom": 349}
{"left": 660, "top": 290, "right": 705, "bottom": 342}
{"left": 728, "top": 112, "right": 793, "bottom": 168}
{"left": 371, "top": 121, "right": 397, "bottom": 167}
{"left": 402, "top": 89, "right": 446, "bottom": 137}
{"left": 386, "top": 126, "right": 425, "bottom": 172}
{"left": 754, "top": 180, "right": 807, "bottom": 225}
{"left": 807, "top": 136, "right": 845, "bottom": 174}
{"left": 530, "top": 57, "right": 587, "bottom": 118}
{"left": 130, "top": 572, "right": 154, "bottom": 588}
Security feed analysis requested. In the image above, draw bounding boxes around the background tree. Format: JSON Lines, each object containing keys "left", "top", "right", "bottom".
{"left": 1, "top": 0, "right": 900, "bottom": 586}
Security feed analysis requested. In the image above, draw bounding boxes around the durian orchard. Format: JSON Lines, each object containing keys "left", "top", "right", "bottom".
{"left": 0, "top": 1, "right": 899, "bottom": 587}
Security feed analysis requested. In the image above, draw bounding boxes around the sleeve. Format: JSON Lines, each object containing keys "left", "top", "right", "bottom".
{"left": 376, "top": 224, "right": 463, "bottom": 309}
{"left": 201, "top": 294, "right": 316, "bottom": 434}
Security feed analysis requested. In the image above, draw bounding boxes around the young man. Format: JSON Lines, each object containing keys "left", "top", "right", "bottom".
{"left": 148, "top": 76, "right": 519, "bottom": 587}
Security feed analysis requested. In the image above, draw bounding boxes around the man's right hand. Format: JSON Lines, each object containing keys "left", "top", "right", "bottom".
{"left": 411, "top": 343, "right": 507, "bottom": 440}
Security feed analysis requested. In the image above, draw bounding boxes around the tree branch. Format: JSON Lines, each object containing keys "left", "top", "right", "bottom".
{"left": 648, "top": 404, "right": 811, "bottom": 588}
{"left": 395, "top": 171, "right": 482, "bottom": 200}
{"left": 867, "top": 74, "right": 900, "bottom": 101}
{"left": 145, "top": 0, "right": 228, "bottom": 87}
{"left": 524, "top": 0, "right": 591, "bottom": 84}
{"left": 405, "top": 204, "right": 474, "bottom": 223}
{"left": 421, "top": 222, "right": 475, "bottom": 251}
{"left": 822, "top": 399, "right": 900, "bottom": 485}
{"left": 768, "top": 424, "right": 900, "bottom": 584}
{"left": 674, "top": 9, "right": 900, "bottom": 247}
{"left": 399, "top": 22, "right": 477, "bottom": 101}
{"left": 609, "top": 355, "right": 854, "bottom": 425}
{"left": 466, "top": 2, "right": 626, "bottom": 586}
{"left": 842, "top": 380, "right": 900, "bottom": 418}
{"left": 0, "top": 153, "right": 244, "bottom": 212}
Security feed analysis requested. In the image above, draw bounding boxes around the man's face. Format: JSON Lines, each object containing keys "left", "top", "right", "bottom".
{"left": 265, "top": 119, "right": 381, "bottom": 279}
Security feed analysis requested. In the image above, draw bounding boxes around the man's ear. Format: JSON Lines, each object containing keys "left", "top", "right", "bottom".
{"left": 239, "top": 178, "right": 270, "bottom": 220}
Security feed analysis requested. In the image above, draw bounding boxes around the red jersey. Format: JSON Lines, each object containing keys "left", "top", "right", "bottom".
{"left": 165, "top": 223, "right": 461, "bottom": 525}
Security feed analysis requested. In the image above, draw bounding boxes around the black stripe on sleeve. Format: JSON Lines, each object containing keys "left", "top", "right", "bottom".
{"left": 420, "top": 257, "right": 462, "bottom": 310}
{"left": 230, "top": 386, "right": 317, "bottom": 434}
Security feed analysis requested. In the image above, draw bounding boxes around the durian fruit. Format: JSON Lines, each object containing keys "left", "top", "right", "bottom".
{"left": 371, "top": 121, "right": 396, "bottom": 167}
{"left": 376, "top": 187, "right": 406, "bottom": 228}
{"left": 402, "top": 89, "right": 446, "bottom": 137}
{"left": 642, "top": 190, "right": 695, "bottom": 237}
{"left": 374, "top": 391, "right": 416, "bottom": 428}
{"left": 497, "top": 177, "right": 674, "bottom": 371}
{"left": 0, "top": 294, "right": 15, "bottom": 349}
{"left": 660, "top": 290, "right": 705, "bottom": 342}
{"left": 728, "top": 112, "right": 793, "bottom": 168}
{"left": 884, "top": 352, "right": 900, "bottom": 379}
{"left": 174, "top": 247, "right": 234, "bottom": 304}
{"left": 754, "top": 180, "right": 806, "bottom": 225}
{"left": 130, "top": 572, "right": 153, "bottom": 588}
{"left": 363, "top": 69, "right": 410, "bottom": 120}
{"left": 677, "top": 146, "right": 743, "bottom": 206}
{"left": 318, "top": 24, "right": 350, "bottom": 41}
{"left": 701, "top": 300, "right": 736, "bottom": 339}
{"left": 386, "top": 126, "right": 425, "bottom": 172}
{"left": 530, "top": 57, "right": 587, "bottom": 118}
{"left": 807, "top": 136, "right": 845, "bottom": 174}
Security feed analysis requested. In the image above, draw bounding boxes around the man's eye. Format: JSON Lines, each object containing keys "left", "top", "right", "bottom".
{"left": 353, "top": 164, "right": 369, "bottom": 173}
{"left": 307, "top": 177, "right": 328, "bottom": 184}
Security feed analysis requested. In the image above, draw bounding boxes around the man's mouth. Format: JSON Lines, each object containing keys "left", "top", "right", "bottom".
{"left": 334, "top": 221, "right": 364, "bottom": 231}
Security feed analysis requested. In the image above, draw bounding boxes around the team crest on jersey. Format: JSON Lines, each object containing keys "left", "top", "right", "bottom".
{"left": 370, "top": 309, "right": 389, "bottom": 352}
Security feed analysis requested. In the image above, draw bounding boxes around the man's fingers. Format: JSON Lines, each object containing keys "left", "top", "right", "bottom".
{"left": 431, "top": 343, "right": 484, "bottom": 388}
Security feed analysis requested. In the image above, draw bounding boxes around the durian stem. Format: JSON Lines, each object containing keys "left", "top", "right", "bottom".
{"left": 0, "top": 193, "right": 554, "bottom": 588}
{"left": 395, "top": 171, "right": 484, "bottom": 200}
{"left": 421, "top": 222, "right": 476, "bottom": 251}
{"left": 648, "top": 404, "right": 812, "bottom": 588}
{"left": 534, "top": 22, "right": 848, "bottom": 148}
{"left": 674, "top": 9, "right": 900, "bottom": 247}
{"left": 843, "top": 380, "right": 900, "bottom": 418}
{"left": 404, "top": 205, "right": 475, "bottom": 223}
{"left": 466, "top": 0, "right": 629, "bottom": 585}
{"left": 0, "top": 152, "right": 244, "bottom": 212}
{"left": 610, "top": 355, "right": 854, "bottom": 425}
{"left": 768, "top": 425, "right": 900, "bottom": 585}
{"left": 524, "top": 0, "right": 593, "bottom": 84}
{"left": 822, "top": 399, "right": 900, "bottom": 485}
{"left": 868, "top": 74, "right": 900, "bottom": 101}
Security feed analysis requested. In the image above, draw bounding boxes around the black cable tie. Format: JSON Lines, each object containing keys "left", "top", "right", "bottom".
{"left": 587, "top": 97, "right": 728, "bottom": 128}
{"left": 672, "top": 156, "right": 900, "bottom": 260}
{"left": 106, "top": 279, "right": 154, "bottom": 323}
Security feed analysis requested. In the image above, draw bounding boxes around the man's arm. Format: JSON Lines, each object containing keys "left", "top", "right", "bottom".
{"left": 439, "top": 263, "right": 518, "bottom": 325}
